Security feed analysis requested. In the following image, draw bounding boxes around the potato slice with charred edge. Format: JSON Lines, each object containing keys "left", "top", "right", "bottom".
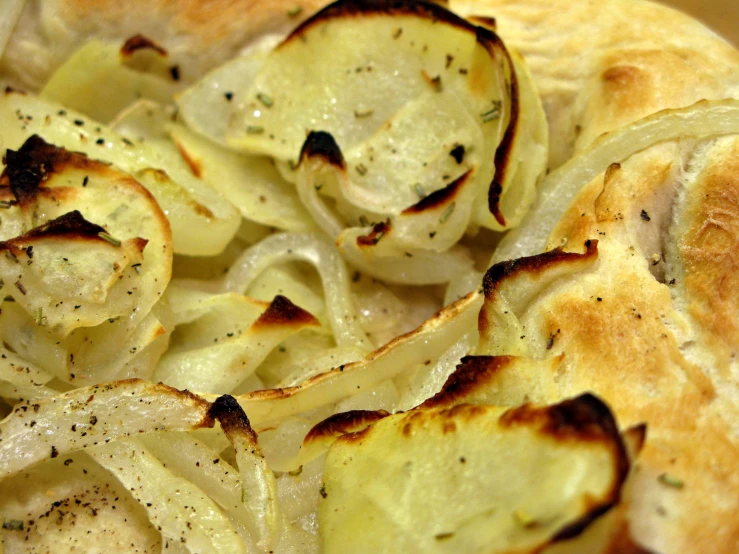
{"left": 295, "top": 131, "right": 476, "bottom": 284}
{"left": 0, "top": 138, "right": 171, "bottom": 323}
{"left": 0, "top": 211, "right": 148, "bottom": 334}
{"left": 0, "top": 89, "right": 240, "bottom": 256}
{"left": 154, "top": 293, "right": 320, "bottom": 394}
{"left": 0, "top": 136, "right": 172, "bottom": 383}
{"left": 319, "top": 394, "right": 630, "bottom": 554}
{"left": 226, "top": 0, "right": 544, "bottom": 235}
{"left": 0, "top": 379, "right": 213, "bottom": 479}
{"left": 41, "top": 37, "right": 180, "bottom": 123}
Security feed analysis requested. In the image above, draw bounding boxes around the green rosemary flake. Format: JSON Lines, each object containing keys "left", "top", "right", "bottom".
{"left": 413, "top": 183, "right": 425, "bottom": 197}
{"left": 355, "top": 163, "right": 368, "bottom": 176}
{"left": 481, "top": 100, "right": 502, "bottom": 123}
{"left": 246, "top": 125, "right": 265, "bottom": 135}
{"left": 358, "top": 215, "right": 370, "bottom": 227}
{"left": 98, "top": 231, "right": 121, "bottom": 247}
{"left": 287, "top": 5, "right": 303, "bottom": 17}
{"left": 2, "top": 519, "right": 23, "bottom": 531}
{"left": 256, "top": 93, "right": 274, "bottom": 107}
{"left": 354, "top": 108, "right": 374, "bottom": 118}
{"left": 658, "top": 473, "right": 684, "bottom": 489}
{"left": 439, "top": 201, "right": 456, "bottom": 223}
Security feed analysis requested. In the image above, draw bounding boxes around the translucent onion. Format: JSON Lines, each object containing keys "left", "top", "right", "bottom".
{"left": 0, "top": 380, "right": 211, "bottom": 479}
{"left": 223, "top": 232, "right": 370, "bottom": 350}
{"left": 90, "top": 438, "right": 247, "bottom": 554}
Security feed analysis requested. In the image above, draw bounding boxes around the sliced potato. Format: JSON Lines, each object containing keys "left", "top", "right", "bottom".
{"left": 319, "top": 394, "right": 630, "bottom": 554}
{"left": 41, "top": 38, "right": 179, "bottom": 123}
{"left": 0, "top": 89, "right": 240, "bottom": 256}
{"left": 176, "top": 33, "right": 285, "bottom": 145}
{"left": 222, "top": 0, "right": 543, "bottom": 254}
{"left": 170, "top": 123, "right": 316, "bottom": 232}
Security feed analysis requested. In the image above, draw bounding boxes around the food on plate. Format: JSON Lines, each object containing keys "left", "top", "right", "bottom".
{"left": 0, "top": 0, "right": 738, "bottom": 552}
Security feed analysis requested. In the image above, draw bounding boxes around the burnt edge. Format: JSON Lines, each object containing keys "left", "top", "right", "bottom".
{"left": 0, "top": 211, "right": 114, "bottom": 253}
{"left": 421, "top": 355, "right": 513, "bottom": 409}
{"left": 402, "top": 169, "right": 471, "bottom": 215}
{"left": 300, "top": 130, "right": 346, "bottom": 169}
{"left": 305, "top": 409, "right": 390, "bottom": 442}
{"left": 280, "top": 0, "right": 481, "bottom": 48}
{"left": 1, "top": 135, "right": 97, "bottom": 208}
{"left": 483, "top": 240, "right": 599, "bottom": 298}
{"left": 120, "top": 34, "right": 168, "bottom": 57}
{"left": 502, "top": 393, "right": 631, "bottom": 542}
{"left": 252, "top": 294, "right": 320, "bottom": 328}
{"left": 482, "top": 29, "right": 520, "bottom": 226}
{"left": 467, "top": 15, "right": 496, "bottom": 29}
{"left": 356, "top": 220, "right": 391, "bottom": 247}
{"left": 209, "top": 394, "right": 259, "bottom": 444}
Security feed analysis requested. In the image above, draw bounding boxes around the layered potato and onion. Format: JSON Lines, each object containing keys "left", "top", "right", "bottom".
{"left": 0, "top": 0, "right": 738, "bottom": 552}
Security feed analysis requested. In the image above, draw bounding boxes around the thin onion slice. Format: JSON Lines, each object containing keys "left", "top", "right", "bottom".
{"left": 203, "top": 291, "right": 483, "bottom": 427}
{"left": 0, "top": 379, "right": 212, "bottom": 479}
{"left": 494, "top": 99, "right": 739, "bottom": 263}
{"left": 89, "top": 438, "right": 247, "bottom": 554}
{"left": 212, "top": 395, "right": 281, "bottom": 551}
{"left": 223, "top": 232, "right": 370, "bottom": 350}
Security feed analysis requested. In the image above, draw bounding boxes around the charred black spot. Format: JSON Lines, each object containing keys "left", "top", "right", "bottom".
{"left": 1, "top": 135, "right": 98, "bottom": 208}
{"left": 449, "top": 144, "right": 465, "bottom": 164}
{"left": 402, "top": 170, "right": 471, "bottom": 215}
{"left": 306, "top": 409, "right": 389, "bottom": 442}
{"left": 299, "top": 131, "right": 346, "bottom": 169}
{"left": 253, "top": 294, "right": 319, "bottom": 328}
{"left": 120, "top": 34, "right": 168, "bottom": 57}
{"left": 209, "top": 394, "right": 258, "bottom": 443}
{"left": 169, "top": 65, "right": 181, "bottom": 82}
